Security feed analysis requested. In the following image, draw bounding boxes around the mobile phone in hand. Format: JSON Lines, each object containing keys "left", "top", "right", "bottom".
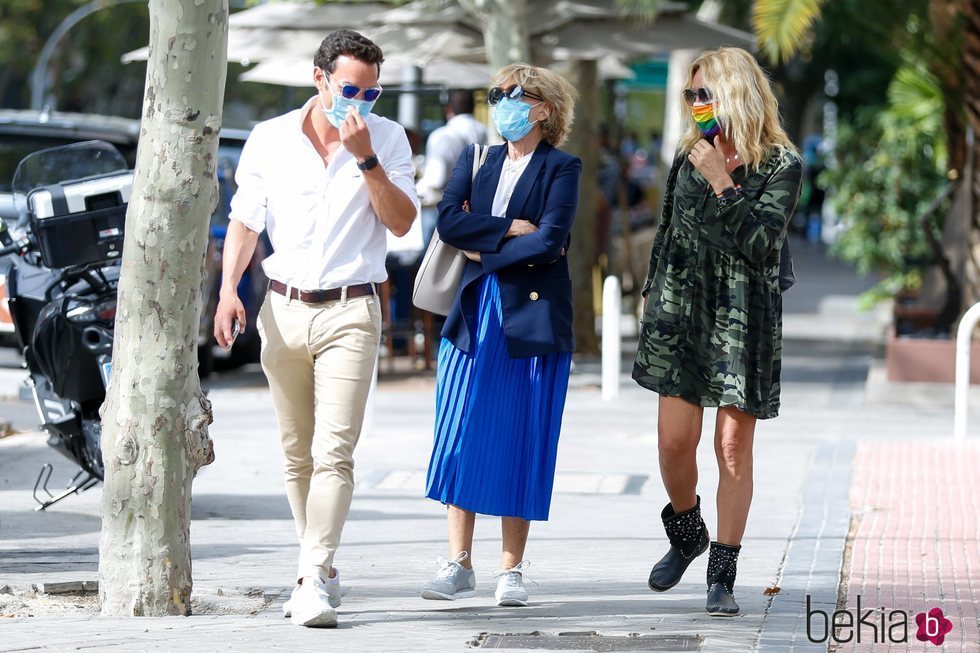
{"left": 226, "top": 319, "right": 241, "bottom": 350}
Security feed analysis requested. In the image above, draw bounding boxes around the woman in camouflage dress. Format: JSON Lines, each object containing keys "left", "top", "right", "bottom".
{"left": 632, "top": 48, "right": 802, "bottom": 616}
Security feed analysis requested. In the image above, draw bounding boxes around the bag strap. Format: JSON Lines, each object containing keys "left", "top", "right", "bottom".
{"left": 471, "top": 143, "right": 488, "bottom": 182}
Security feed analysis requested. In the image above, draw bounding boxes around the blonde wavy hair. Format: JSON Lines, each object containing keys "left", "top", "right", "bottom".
{"left": 491, "top": 63, "right": 578, "bottom": 147}
{"left": 678, "top": 47, "right": 797, "bottom": 169}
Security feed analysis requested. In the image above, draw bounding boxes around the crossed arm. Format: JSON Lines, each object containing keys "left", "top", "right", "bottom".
{"left": 437, "top": 152, "right": 582, "bottom": 273}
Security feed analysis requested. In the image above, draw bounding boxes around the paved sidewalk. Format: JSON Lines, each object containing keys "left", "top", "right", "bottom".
{"left": 1, "top": 240, "right": 977, "bottom": 652}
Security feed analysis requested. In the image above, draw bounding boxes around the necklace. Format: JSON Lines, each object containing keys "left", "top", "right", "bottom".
{"left": 726, "top": 153, "right": 741, "bottom": 164}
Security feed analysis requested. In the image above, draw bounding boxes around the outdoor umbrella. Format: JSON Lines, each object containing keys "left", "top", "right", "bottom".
{"left": 122, "top": 1, "right": 390, "bottom": 65}
{"left": 239, "top": 58, "right": 492, "bottom": 88}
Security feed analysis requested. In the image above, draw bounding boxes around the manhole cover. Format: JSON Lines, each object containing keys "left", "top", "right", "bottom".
{"left": 474, "top": 632, "right": 703, "bottom": 651}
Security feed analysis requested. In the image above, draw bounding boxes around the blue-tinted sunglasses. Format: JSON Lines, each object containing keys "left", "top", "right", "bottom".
{"left": 328, "top": 75, "right": 382, "bottom": 102}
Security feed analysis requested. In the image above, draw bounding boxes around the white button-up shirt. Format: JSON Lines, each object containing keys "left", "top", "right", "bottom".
{"left": 416, "top": 113, "right": 487, "bottom": 207}
{"left": 229, "top": 97, "right": 420, "bottom": 289}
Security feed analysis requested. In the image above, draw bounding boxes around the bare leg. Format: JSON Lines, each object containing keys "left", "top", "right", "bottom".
{"left": 448, "top": 504, "right": 476, "bottom": 569}
{"left": 658, "top": 396, "right": 705, "bottom": 512}
{"left": 501, "top": 517, "right": 531, "bottom": 569}
{"left": 713, "top": 406, "right": 756, "bottom": 545}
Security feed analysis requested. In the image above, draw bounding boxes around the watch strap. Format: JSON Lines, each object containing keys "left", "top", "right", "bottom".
{"left": 716, "top": 184, "right": 741, "bottom": 200}
{"left": 357, "top": 154, "right": 379, "bottom": 171}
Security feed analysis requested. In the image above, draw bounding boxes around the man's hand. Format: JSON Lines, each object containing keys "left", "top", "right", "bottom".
{"left": 214, "top": 292, "right": 246, "bottom": 350}
{"left": 507, "top": 219, "right": 538, "bottom": 237}
{"left": 688, "top": 136, "right": 732, "bottom": 192}
{"left": 463, "top": 250, "right": 482, "bottom": 262}
{"left": 340, "top": 107, "right": 374, "bottom": 161}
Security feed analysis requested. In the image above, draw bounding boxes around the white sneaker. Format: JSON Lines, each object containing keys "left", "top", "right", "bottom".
{"left": 283, "top": 569, "right": 345, "bottom": 617}
{"left": 494, "top": 560, "right": 531, "bottom": 607}
{"left": 420, "top": 552, "right": 477, "bottom": 600}
{"left": 288, "top": 576, "right": 338, "bottom": 628}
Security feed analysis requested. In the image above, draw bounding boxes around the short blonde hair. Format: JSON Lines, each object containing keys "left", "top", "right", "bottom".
{"left": 491, "top": 63, "right": 578, "bottom": 147}
{"left": 678, "top": 47, "right": 797, "bottom": 169}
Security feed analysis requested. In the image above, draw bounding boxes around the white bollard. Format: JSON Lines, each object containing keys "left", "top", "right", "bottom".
{"left": 602, "top": 276, "right": 622, "bottom": 402}
{"left": 953, "top": 301, "right": 980, "bottom": 440}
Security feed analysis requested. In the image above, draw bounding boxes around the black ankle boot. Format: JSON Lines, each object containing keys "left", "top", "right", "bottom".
{"left": 705, "top": 542, "right": 741, "bottom": 616}
{"left": 647, "top": 496, "right": 710, "bottom": 592}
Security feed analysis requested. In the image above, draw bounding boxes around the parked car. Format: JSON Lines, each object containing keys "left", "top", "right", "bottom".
{"left": 197, "top": 128, "right": 269, "bottom": 375}
{"left": 0, "top": 109, "right": 265, "bottom": 372}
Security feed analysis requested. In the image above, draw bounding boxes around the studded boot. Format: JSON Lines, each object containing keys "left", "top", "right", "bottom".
{"left": 647, "top": 495, "right": 710, "bottom": 592}
{"left": 705, "top": 542, "right": 741, "bottom": 616}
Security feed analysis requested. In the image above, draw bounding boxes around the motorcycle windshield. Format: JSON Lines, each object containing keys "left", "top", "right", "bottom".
{"left": 11, "top": 140, "right": 129, "bottom": 223}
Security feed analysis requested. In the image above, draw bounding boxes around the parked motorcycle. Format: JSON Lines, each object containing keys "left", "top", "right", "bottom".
{"left": 0, "top": 140, "right": 130, "bottom": 510}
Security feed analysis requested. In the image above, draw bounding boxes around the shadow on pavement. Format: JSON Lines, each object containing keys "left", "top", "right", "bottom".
{"left": 191, "top": 493, "right": 443, "bottom": 522}
{"left": 0, "top": 547, "right": 98, "bottom": 573}
{"left": 0, "top": 510, "right": 100, "bottom": 538}
{"left": 346, "top": 597, "right": 714, "bottom": 625}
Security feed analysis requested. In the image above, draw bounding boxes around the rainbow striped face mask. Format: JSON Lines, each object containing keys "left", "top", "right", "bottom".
{"left": 691, "top": 103, "right": 722, "bottom": 140}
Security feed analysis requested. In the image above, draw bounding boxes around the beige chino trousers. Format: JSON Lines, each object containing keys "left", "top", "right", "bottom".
{"left": 257, "top": 288, "right": 381, "bottom": 582}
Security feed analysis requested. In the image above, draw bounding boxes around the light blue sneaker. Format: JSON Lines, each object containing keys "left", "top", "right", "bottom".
{"left": 494, "top": 560, "right": 531, "bottom": 607}
{"left": 421, "top": 552, "right": 476, "bottom": 600}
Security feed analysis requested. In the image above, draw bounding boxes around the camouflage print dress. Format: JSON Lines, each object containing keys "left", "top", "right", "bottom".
{"left": 632, "top": 148, "right": 802, "bottom": 419}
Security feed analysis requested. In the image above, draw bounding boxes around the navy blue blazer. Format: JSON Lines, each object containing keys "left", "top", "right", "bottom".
{"left": 436, "top": 140, "right": 582, "bottom": 358}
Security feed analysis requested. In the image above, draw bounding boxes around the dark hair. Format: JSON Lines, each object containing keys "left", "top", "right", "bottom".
{"left": 314, "top": 30, "right": 384, "bottom": 75}
{"left": 447, "top": 90, "right": 475, "bottom": 116}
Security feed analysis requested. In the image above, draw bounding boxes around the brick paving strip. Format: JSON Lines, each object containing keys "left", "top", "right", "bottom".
{"left": 838, "top": 441, "right": 980, "bottom": 652}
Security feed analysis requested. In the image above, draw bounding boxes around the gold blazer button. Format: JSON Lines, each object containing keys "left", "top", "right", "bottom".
{"left": 529, "top": 291, "right": 539, "bottom": 301}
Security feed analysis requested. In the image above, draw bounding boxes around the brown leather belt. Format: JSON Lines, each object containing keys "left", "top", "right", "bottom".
{"left": 269, "top": 280, "right": 375, "bottom": 304}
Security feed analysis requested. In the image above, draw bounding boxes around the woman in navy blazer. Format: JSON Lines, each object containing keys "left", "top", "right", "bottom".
{"left": 421, "top": 63, "right": 581, "bottom": 608}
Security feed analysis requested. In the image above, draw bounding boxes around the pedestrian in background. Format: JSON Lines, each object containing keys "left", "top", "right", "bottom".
{"left": 420, "top": 63, "right": 580, "bottom": 608}
{"left": 214, "top": 29, "right": 419, "bottom": 628}
{"left": 632, "top": 47, "right": 802, "bottom": 616}
{"left": 416, "top": 90, "right": 488, "bottom": 247}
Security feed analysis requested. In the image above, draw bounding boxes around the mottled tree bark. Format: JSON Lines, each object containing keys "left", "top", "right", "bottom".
{"left": 98, "top": 0, "right": 227, "bottom": 617}
{"left": 458, "top": 0, "right": 530, "bottom": 69}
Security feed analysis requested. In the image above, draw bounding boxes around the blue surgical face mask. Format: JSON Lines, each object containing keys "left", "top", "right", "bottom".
{"left": 319, "top": 80, "right": 376, "bottom": 128}
{"left": 492, "top": 97, "right": 542, "bottom": 142}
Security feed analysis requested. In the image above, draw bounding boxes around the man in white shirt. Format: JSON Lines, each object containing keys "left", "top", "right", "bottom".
{"left": 415, "top": 90, "right": 487, "bottom": 246}
{"left": 214, "top": 30, "right": 419, "bottom": 628}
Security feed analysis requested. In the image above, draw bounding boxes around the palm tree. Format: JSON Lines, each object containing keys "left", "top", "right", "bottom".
{"left": 756, "top": 0, "right": 980, "bottom": 318}
{"left": 752, "top": 0, "right": 829, "bottom": 64}
{"left": 961, "top": 0, "right": 980, "bottom": 307}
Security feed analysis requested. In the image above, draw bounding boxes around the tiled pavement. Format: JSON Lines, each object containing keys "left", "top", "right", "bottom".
{"left": 837, "top": 441, "right": 980, "bottom": 653}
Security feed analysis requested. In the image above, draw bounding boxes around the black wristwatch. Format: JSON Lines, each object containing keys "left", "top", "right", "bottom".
{"left": 716, "top": 184, "right": 742, "bottom": 200}
{"left": 357, "top": 154, "right": 379, "bottom": 171}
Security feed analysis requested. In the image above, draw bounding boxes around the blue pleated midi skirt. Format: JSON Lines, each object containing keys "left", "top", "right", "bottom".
{"left": 425, "top": 274, "right": 572, "bottom": 521}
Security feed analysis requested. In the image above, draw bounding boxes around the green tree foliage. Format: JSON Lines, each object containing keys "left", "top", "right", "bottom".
{"left": 821, "top": 63, "right": 949, "bottom": 307}
{"left": 0, "top": 0, "right": 150, "bottom": 114}
{"left": 0, "top": 1, "right": 290, "bottom": 125}
{"left": 753, "top": 0, "right": 828, "bottom": 64}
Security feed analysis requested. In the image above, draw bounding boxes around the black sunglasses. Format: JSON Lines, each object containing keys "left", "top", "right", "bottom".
{"left": 683, "top": 87, "right": 713, "bottom": 106}
{"left": 328, "top": 75, "right": 383, "bottom": 102}
{"left": 488, "top": 84, "right": 544, "bottom": 106}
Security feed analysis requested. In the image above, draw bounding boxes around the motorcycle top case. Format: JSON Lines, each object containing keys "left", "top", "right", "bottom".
{"left": 28, "top": 171, "right": 132, "bottom": 268}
